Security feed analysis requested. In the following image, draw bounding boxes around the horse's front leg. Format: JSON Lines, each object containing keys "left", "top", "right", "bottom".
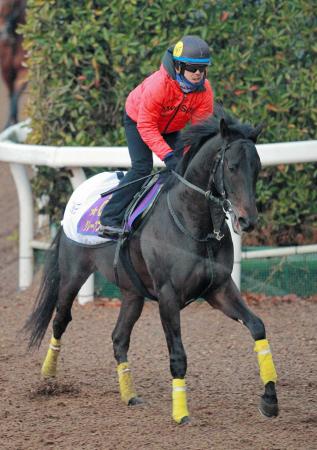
{"left": 112, "top": 290, "right": 144, "bottom": 406}
{"left": 205, "top": 278, "right": 278, "bottom": 418}
{"left": 159, "top": 287, "right": 189, "bottom": 424}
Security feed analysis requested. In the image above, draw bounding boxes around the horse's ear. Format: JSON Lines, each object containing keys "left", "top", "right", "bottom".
{"left": 249, "top": 123, "right": 264, "bottom": 143}
{"left": 220, "top": 118, "right": 229, "bottom": 139}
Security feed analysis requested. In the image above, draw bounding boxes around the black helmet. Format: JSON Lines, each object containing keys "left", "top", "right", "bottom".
{"left": 173, "top": 35, "right": 211, "bottom": 65}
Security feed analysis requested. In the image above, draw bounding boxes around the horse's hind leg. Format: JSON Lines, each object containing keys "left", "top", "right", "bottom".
{"left": 112, "top": 290, "right": 144, "bottom": 405}
{"left": 41, "top": 246, "right": 95, "bottom": 379}
{"left": 205, "top": 278, "right": 278, "bottom": 418}
{"left": 8, "top": 80, "right": 27, "bottom": 126}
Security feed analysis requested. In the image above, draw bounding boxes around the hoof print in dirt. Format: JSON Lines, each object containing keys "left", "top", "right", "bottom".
{"left": 259, "top": 396, "right": 279, "bottom": 418}
{"left": 29, "top": 380, "right": 80, "bottom": 399}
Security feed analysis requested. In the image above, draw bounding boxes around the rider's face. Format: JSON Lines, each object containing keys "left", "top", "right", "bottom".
{"left": 175, "top": 65, "right": 207, "bottom": 84}
{"left": 183, "top": 68, "right": 206, "bottom": 84}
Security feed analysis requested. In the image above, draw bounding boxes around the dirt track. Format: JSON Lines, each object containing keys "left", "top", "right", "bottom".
{"left": 0, "top": 161, "right": 317, "bottom": 449}
{"left": 0, "top": 73, "right": 8, "bottom": 129}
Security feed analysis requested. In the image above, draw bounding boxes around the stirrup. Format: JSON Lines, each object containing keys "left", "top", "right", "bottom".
{"left": 98, "top": 224, "right": 127, "bottom": 239}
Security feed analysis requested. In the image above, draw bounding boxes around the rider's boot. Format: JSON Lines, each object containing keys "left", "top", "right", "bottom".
{"left": 98, "top": 224, "right": 127, "bottom": 239}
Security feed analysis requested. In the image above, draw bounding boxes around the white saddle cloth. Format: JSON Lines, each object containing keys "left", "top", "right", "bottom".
{"left": 62, "top": 171, "right": 123, "bottom": 246}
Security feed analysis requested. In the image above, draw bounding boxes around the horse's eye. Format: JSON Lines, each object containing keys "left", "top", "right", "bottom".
{"left": 228, "top": 164, "right": 237, "bottom": 172}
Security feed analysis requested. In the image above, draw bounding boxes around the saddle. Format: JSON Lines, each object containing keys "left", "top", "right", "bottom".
{"left": 125, "top": 174, "right": 163, "bottom": 232}
{"left": 101, "top": 172, "right": 164, "bottom": 239}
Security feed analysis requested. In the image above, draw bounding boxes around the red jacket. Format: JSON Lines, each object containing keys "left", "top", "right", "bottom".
{"left": 125, "top": 63, "right": 214, "bottom": 160}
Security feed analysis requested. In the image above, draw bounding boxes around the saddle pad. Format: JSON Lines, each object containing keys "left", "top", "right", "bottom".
{"left": 62, "top": 171, "right": 123, "bottom": 246}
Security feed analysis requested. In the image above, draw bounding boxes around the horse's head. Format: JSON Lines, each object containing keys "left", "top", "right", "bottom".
{"left": 213, "top": 118, "right": 262, "bottom": 234}
{"left": 175, "top": 107, "right": 262, "bottom": 236}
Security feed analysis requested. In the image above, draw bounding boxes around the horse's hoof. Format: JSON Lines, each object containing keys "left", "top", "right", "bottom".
{"left": 259, "top": 397, "right": 279, "bottom": 418}
{"left": 179, "top": 416, "right": 190, "bottom": 425}
{"left": 128, "top": 396, "right": 143, "bottom": 406}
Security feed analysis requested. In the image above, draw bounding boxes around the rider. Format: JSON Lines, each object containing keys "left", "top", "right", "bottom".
{"left": 99, "top": 35, "right": 214, "bottom": 238}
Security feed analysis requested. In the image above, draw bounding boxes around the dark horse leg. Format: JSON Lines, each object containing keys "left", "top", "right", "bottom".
{"left": 158, "top": 285, "right": 189, "bottom": 424}
{"left": 41, "top": 240, "right": 95, "bottom": 378}
{"left": 6, "top": 80, "right": 27, "bottom": 128}
{"left": 0, "top": 32, "right": 28, "bottom": 129}
{"left": 205, "top": 278, "right": 278, "bottom": 418}
{"left": 112, "top": 290, "right": 144, "bottom": 405}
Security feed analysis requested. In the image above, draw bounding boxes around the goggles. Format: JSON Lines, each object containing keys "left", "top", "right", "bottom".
{"left": 184, "top": 64, "right": 208, "bottom": 73}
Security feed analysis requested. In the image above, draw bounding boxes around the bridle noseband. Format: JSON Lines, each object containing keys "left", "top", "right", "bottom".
{"left": 167, "top": 142, "right": 234, "bottom": 242}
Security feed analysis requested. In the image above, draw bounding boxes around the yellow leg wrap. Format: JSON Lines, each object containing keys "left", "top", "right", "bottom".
{"left": 254, "top": 339, "right": 277, "bottom": 385}
{"left": 117, "top": 362, "right": 137, "bottom": 405}
{"left": 172, "top": 379, "right": 189, "bottom": 424}
{"left": 41, "top": 337, "right": 61, "bottom": 378}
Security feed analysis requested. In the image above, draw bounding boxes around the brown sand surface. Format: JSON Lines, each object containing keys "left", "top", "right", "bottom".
{"left": 0, "top": 162, "right": 316, "bottom": 450}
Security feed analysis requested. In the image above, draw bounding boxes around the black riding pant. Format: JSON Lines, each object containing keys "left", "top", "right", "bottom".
{"left": 100, "top": 111, "right": 179, "bottom": 226}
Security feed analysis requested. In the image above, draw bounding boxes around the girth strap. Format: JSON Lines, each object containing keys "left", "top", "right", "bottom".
{"left": 120, "top": 241, "right": 158, "bottom": 300}
{"left": 114, "top": 237, "right": 157, "bottom": 301}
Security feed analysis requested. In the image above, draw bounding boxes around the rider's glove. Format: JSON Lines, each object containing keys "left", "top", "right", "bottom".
{"left": 163, "top": 153, "right": 178, "bottom": 171}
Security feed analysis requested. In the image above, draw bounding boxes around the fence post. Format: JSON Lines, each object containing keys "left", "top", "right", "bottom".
{"left": 10, "top": 163, "right": 34, "bottom": 290}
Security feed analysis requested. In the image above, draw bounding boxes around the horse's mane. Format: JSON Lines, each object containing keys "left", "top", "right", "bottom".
{"left": 173, "top": 104, "right": 255, "bottom": 175}
{"left": 161, "top": 104, "right": 257, "bottom": 191}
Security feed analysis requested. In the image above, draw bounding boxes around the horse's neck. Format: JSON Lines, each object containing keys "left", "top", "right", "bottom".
{"left": 169, "top": 136, "right": 222, "bottom": 234}
{"left": 184, "top": 135, "right": 222, "bottom": 191}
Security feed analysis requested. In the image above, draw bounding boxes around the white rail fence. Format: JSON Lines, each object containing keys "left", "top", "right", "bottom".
{"left": 1, "top": 121, "right": 317, "bottom": 304}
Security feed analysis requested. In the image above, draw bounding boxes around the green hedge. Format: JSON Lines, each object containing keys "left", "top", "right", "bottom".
{"left": 22, "top": 0, "right": 317, "bottom": 243}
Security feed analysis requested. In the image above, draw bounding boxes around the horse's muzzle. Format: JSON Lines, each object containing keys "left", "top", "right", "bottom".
{"left": 238, "top": 215, "right": 257, "bottom": 232}
{"left": 229, "top": 204, "right": 258, "bottom": 235}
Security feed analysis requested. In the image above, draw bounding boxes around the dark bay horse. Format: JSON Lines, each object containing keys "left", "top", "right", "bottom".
{"left": 0, "top": 0, "right": 27, "bottom": 129}
{"left": 25, "top": 108, "right": 279, "bottom": 423}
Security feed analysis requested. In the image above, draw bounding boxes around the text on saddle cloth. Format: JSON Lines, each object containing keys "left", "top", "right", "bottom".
{"left": 77, "top": 179, "right": 163, "bottom": 237}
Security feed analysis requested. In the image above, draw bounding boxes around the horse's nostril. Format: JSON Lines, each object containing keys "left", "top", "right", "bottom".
{"left": 239, "top": 217, "right": 248, "bottom": 227}
{"left": 239, "top": 217, "right": 255, "bottom": 232}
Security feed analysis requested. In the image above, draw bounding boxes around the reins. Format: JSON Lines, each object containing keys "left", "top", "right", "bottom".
{"left": 100, "top": 169, "right": 166, "bottom": 198}
{"left": 167, "top": 193, "right": 217, "bottom": 242}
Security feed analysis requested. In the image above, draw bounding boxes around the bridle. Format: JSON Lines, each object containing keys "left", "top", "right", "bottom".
{"left": 167, "top": 141, "right": 234, "bottom": 242}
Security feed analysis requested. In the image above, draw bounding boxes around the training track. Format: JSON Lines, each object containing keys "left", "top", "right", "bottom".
{"left": 0, "top": 74, "right": 316, "bottom": 448}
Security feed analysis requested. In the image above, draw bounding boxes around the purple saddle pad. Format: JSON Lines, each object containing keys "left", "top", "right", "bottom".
{"left": 77, "top": 195, "right": 112, "bottom": 236}
{"left": 77, "top": 181, "right": 162, "bottom": 237}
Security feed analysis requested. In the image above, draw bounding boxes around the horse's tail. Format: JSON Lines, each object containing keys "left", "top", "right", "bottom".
{"left": 24, "top": 227, "right": 62, "bottom": 349}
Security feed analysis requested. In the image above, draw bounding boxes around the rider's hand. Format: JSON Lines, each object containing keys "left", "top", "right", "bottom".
{"left": 164, "top": 153, "right": 178, "bottom": 171}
